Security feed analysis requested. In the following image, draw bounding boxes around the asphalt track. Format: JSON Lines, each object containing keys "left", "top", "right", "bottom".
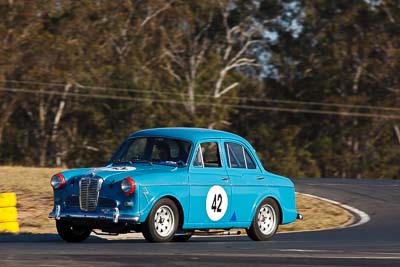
{"left": 1, "top": 178, "right": 399, "bottom": 266}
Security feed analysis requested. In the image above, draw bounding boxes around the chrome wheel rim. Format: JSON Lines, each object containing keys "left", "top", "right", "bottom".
{"left": 154, "top": 205, "right": 175, "bottom": 237}
{"left": 257, "top": 204, "right": 277, "bottom": 235}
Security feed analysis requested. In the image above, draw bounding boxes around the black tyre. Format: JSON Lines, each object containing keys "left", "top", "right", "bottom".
{"left": 56, "top": 220, "right": 92, "bottom": 243}
{"left": 172, "top": 233, "right": 192, "bottom": 242}
{"left": 142, "top": 198, "right": 179, "bottom": 243}
{"left": 246, "top": 198, "right": 280, "bottom": 241}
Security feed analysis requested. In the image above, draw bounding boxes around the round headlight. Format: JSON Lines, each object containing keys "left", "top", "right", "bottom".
{"left": 50, "top": 173, "right": 66, "bottom": 190}
{"left": 121, "top": 177, "right": 136, "bottom": 196}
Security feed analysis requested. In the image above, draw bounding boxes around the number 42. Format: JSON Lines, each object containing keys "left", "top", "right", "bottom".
{"left": 211, "top": 194, "right": 222, "bottom": 212}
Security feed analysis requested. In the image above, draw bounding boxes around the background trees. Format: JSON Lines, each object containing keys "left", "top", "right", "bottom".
{"left": 0, "top": 0, "right": 399, "bottom": 178}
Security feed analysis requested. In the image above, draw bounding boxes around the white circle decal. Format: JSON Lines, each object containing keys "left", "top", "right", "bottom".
{"left": 206, "top": 185, "right": 228, "bottom": 221}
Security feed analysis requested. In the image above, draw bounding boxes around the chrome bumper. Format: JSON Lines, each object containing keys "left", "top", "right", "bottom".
{"left": 49, "top": 205, "right": 139, "bottom": 224}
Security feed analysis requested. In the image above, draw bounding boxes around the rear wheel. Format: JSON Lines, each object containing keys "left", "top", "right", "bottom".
{"left": 246, "top": 198, "right": 280, "bottom": 241}
{"left": 142, "top": 198, "right": 178, "bottom": 242}
{"left": 56, "top": 220, "right": 91, "bottom": 243}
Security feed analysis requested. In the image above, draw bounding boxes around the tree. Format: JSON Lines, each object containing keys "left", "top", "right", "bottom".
{"left": 251, "top": 0, "right": 400, "bottom": 178}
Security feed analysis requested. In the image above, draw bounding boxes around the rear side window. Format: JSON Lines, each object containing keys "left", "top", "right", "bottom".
{"left": 225, "top": 142, "right": 256, "bottom": 169}
{"left": 193, "top": 142, "right": 221, "bottom": 168}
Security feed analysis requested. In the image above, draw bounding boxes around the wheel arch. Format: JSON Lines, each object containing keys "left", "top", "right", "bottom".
{"left": 251, "top": 196, "right": 283, "bottom": 225}
{"left": 163, "top": 195, "right": 185, "bottom": 229}
{"left": 140, "top": 193, "right": 185, "bottom": 226}
{"left": 266, "top": 197, "right": 283, "bottom": 224}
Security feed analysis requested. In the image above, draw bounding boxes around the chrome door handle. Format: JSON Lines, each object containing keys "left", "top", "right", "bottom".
{"left": 256, "top": 176, "right": 265, "bottom": 180}
{"left": 221, "top": 177, "right": 230, "bottom": 181}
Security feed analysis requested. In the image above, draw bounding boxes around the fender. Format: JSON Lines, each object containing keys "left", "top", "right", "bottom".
{"left": 248, "top": 185, "right": 297, "bottom": 225}
{"left": 248, "top": 189, "right": 284, "bottom": 226}
{"left": 138, "top": 185, "right": 189, "bottom": 224}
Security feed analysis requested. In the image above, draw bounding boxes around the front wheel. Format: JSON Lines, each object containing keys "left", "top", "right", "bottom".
{"left": 56, "top": 220, "right": 92, "bottom": 243}
{"left": 246, "top": 198, "right": 280, "bottom": 241}
{"left": 142, "top": 198, "right": 179, "bottom": 242}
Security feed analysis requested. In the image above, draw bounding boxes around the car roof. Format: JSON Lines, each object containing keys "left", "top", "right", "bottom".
{"left": 129, "top": 127, "right": 250, "bottom": 144}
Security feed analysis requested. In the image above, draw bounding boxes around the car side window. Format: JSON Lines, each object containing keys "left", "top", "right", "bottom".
{"left": 193, "top": 142, "right": 222, "bottom": 168}
{"left": 225, "top": 142, "right": 256, "bottom": 169}
{"left": 244, "top": 149, "right": 256, "bottom": 169}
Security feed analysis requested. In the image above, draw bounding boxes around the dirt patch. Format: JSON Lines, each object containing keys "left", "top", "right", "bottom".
{"left": 0, "top": 166, "right": 353, "bottom": 234}
{"left": 279, "top": 193, "right": 352, "bottom": 233}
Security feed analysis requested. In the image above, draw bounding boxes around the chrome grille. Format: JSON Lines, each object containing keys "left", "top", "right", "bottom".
{"left": 79, "top": 178, "right": 103, "bottom": 212}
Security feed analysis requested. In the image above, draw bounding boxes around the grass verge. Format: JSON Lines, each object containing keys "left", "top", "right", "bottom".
{"left": 0, "top": 166, "right": 353, "bottom": 234}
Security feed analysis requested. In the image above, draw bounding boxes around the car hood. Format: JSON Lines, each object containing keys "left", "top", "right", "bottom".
{"left": 61, "top": 164, "right": 179, "bottom": 182}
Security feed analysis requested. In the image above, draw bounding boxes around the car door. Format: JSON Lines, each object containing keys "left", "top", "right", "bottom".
{"left": 187, "top": 140, "right": 231, "bottom": 227}
{"left": 223, "top": 140, "right": 265, "bottom": 223}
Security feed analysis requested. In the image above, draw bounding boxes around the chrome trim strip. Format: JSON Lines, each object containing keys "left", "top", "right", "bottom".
{"left": 49, "top": 210, "right": 139, "bottom": 223}
{"left": 142, "top": 187, "right": 150, "bottom": 203}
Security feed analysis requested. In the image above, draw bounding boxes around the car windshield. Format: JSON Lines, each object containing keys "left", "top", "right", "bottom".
{"left": 110, "top": 137, "right": 192, "bottom": 167}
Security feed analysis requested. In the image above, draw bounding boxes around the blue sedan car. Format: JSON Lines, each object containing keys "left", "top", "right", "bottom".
{"left": 49, "top": 128, "right": 301, "bottom": 242}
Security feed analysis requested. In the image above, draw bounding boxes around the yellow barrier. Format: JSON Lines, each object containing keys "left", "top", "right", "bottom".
{"left": 0, "top": 193, "right": 19, "bottom": 233}
{"left": 0, "top": 222, "right": 19, "bottom": 233}
{"left": 0, "top": 192, "right": 17, "bottom": 208}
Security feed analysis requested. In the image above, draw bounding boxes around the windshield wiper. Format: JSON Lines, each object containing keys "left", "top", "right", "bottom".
{"left": 131, "top": 159, "right": 153, "bottom": 166}
{"left": 112, "top": 158, "right": 153, "bottom": 166}
{"left": 151, "top": 160, "right": 187, "bottom": 167}
{"left": 152, "top": 160, "right": 178, "bottom": 166}
{"left": 112, "top": 159, "right": 133, "bottom": 165}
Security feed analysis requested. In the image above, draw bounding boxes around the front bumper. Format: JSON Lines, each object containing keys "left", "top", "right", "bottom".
{"left": 48, "top": 205, "right": 139, "bottom": 224}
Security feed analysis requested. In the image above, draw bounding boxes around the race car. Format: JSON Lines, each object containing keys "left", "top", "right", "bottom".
{"left": 49, "top": 127, "right": 302, "bottom": 242}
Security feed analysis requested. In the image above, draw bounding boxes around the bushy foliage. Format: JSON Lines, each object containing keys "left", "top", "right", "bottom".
{"left": 0, "top": 0, "right": 399, "bottom": 178}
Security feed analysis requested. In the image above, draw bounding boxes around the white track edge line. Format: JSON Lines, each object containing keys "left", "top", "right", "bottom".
{"left": 297, "top": 192, "right": 370, "bottom": 228}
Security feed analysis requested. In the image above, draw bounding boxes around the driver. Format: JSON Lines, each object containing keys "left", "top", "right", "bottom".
{"left": 156, "top": 142, "right": 171, "bottom": 161}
